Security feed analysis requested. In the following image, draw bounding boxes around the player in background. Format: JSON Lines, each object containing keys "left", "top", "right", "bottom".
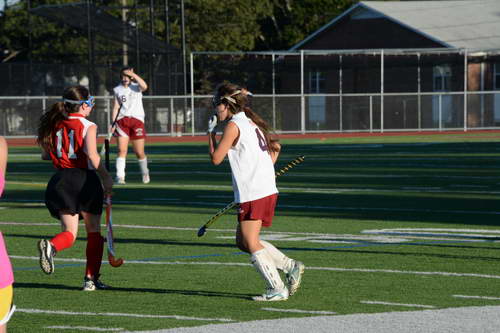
{"left": 36, "top": 86, "right": 113, "bottom": 291}
{"left": 208, "top": 82, "right": 305, "bottom": 301}
{"left": 0, "top": 136, "right": 16, "bottom": 332}
{"left": 110, "top": 67, "right": 150, "bottom": 184}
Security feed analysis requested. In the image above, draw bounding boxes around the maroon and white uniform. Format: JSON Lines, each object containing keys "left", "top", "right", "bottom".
{"left": 113, "top": 83, "right": 146, "bottom": 140}
{"left": 228, "top": 112, "right": 278, "bottom": 227}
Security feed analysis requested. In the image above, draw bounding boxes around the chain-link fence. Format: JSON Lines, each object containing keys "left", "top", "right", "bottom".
{"left": 2, "top": 48, "right": 500, "bottom": 137}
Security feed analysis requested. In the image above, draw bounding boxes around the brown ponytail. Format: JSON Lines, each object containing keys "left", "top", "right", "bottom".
{"left": 36, "top": 85, "right": 90, "bottom": 151}
{"left": 214, "top": 82, "right": 279, "bottom": 153}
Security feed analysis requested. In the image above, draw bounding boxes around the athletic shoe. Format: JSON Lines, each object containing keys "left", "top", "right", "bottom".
{"left": 252, "top": 287, "right": 289, "bottom": 301}
{"left": 142, "top": 173, "right": 150, "bottom": 184}
{"left": 115, "top": 177, "right": 126, "bottom": 185}
{"left": 286, "top": 260, "right": 305, "bottom": 296}
{"left": 38, "top": 239, "right": 56, "bottom": 275}
{"left": 82, "top": 275, "right": 111, "bottom": 291}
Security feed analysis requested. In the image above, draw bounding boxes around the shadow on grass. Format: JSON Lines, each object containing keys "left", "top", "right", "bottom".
{"left": 13, "top": 282, "right": 252, "bottom": 299}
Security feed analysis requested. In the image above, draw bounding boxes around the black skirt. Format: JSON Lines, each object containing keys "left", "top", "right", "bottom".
{"left": 45, "top": 168, "right": 103, "bottom": 220}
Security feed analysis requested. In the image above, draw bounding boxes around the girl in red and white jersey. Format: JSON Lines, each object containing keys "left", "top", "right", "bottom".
{"left": 36, "top": 85, "right": 113, "bottom": 291}
{"left": 208, "top": 83, "right": 305, "bottom": 302}
{"left": 111, "top": 67, "right": 150, "bottom": 184}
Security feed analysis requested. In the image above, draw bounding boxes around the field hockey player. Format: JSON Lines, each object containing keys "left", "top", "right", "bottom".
{"left": 36, "top": 85, "right": 114, "bottom": 291}
{"left": 208, "top": 82, "right": 305, "bottom": 301}
{"left": 111, "top": 67, "right": 150, "bottom": 185}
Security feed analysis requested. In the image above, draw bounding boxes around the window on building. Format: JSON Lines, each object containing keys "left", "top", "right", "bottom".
{"left": 308, "top": 69, "right": 326, "bottom": 127}
{"left": 309, "top": 70, "right": 325, "bottom": 93}
{"left": 433, "top": 65, "right": 452, "bottom": 91}
{"left": 494, "top": 63, "right": 500, "bottom": 90}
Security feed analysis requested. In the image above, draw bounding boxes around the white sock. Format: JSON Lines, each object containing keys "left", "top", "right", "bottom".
{"left": 116, "top": 157, "right": 126, "bottom": 179}
{"left": 138, "top": 158, "right": 149, "bottom": 175}
{"left": 251, "top": 249, "right": 284, "bottom": 291}
{"left": 261, "top": 240, "right": 294, "bottom": 273}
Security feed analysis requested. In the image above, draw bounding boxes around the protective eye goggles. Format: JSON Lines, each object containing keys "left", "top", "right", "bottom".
{"left": 211, "top": 90, "right": 242, "bottom": 108}
{"left": 63, "top": 96, "right": 95, "bottom": 108}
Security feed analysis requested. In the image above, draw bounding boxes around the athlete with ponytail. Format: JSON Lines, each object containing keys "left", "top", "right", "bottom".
{"left": 208, "top": 82, "right": 305, "bottom": 301}
{"left": 36, "top": 86, "right": 113, "bottom": 291}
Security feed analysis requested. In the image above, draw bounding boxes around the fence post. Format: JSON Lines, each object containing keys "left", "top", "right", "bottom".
{"left": 170, "top": 98, "right": 174, "bottom": 137}
{"left": 380, "top": 49, "right": 384, "bottom": 133}
{"left": 369, "top": 95, "right": 373, "bottom": 133}
{"left": 417, "top": 53, "right": 421, "bottom": 131}
{"left": 300, "top": 50, "right": 305, "bottom": 134}
{"left": 439, "top": 94, "right": 442, "bottom": 131}
{"left": 272, "top": 52, "right": 276, "bottom": 131}
{"left": 190, "top": 52, "right": 195, "bottom": 136}
{"left": 106, "top": 97, "right": 111, "bottom": 133}
{"left": 464, "top": 49, "right": 468, "bottom": 132}
{"left": 339, "top": 55, "right": 343, "bottom": 132}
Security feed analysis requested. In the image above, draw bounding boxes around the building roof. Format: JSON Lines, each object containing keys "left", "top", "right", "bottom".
{"left": 290, "top": 0, "right": 500, "bottom": 51}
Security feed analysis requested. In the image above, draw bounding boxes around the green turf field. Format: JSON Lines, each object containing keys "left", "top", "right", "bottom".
{"left": 2, "top": 132, "right": 500, "bottom": 332}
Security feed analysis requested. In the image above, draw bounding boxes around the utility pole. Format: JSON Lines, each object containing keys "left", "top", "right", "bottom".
{"left": 122, "top": 0, "right": 128, "bottom": 66}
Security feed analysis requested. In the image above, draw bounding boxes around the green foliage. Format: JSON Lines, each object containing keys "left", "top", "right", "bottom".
{"left": 257, "top": 0, "right": 357, "bottom": 50}
{"left": 0, "top": 0, "right": 88, "bottom": 63}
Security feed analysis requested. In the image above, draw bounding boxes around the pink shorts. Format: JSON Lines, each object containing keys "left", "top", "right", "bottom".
{"left": 238, "top": 193, "right": 278, "bottom": 227}
{"left": 115, "top": 117, "right": 146, "bottom": 140}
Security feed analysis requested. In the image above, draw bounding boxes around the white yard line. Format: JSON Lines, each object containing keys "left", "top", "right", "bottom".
{"left": 360, "top": 300, "right": 435, "bottom": 309}
{"left": 261, "top": 308, "right": 337, "bottom": 315}
{"left": 453, "top": 295, "right": 500, "bottom": 301}
{"left": 11, "top": 256, "right": 500, "bottom": 280}
{"left": 4, "top": 198, "right": 499, "bottom": 214}
{"left": 16, "top": 308, "right": 233, "bottom": 322}
{"left": 45, "top": 326, "right": 124, "bottom": 332}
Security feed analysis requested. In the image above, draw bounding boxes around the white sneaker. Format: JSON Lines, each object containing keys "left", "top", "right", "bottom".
{"left": 38, "top": 239, "right": 56, "bottom": 275}
{"left": 115, "top": 177, "right": 126, "bottom": 185}
{"left": 82, "top": 275, "right": 111, "bottom": 291}
{"left": 252, "top": 288, "right": 289, "bottom": 301}
{"left": 286, "top": 260, "right": 305, "bottom": 296}
{"left": 142, "top": 173, "right": 150, "bottom": 184}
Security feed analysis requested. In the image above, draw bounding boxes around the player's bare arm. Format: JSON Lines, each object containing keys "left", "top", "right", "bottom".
{"left": 86, "top": 125, "right": 113, "bottom": 194}
{"left": 210, "top": 122, "right": 239, "bottom": 165}
{"left": 270, "top": 141, "right": 281, "bottom": 164}
{"left": 124, "top": 69, "right": 148, "bottom": 92}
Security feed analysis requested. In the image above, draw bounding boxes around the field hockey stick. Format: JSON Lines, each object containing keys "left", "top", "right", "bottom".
{"left": 105, "top": 195, "right": 124, "bottom": 267}
{"left": 104, "top": 142, "right": 124, "bottom": 267}
{"left": 197, "top": 155, "right": 305, "bottom": 237}
{"left": 100, "top": 103, "right": 122, "bottom": 155}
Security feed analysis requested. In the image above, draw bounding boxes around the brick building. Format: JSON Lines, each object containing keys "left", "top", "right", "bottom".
{"left": 284, "top": 0, "right": 500, "bottom": 131}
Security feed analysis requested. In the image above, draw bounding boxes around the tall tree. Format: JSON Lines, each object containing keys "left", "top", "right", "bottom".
{"left": 257, "top": 0, "right": 357, "bottom": 50}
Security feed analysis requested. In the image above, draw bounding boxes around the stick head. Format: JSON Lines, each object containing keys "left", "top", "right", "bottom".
{"left": 108, "top": 253, "right": 124, "bottom": 267}
{"left": 197, "top": 226, "right": 207, "bottom": 237}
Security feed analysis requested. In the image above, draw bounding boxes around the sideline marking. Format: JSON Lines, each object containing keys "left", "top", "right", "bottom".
{"left": 262, "top": 308, "right": 337, "bottom": 315}
{"left": 3, "top": 198, "right": 500, "bottom": 214}
{"left": 360, "top": 301, "right": 435, "bottom": 309}
{"left": 16, "top": 308, "right": 233, "bottom": 322}
{"left": 11, "top": 256, "right": 500, "bottom": 280}
{"left": 453, "top": 295, "right": 500, "bottom": 301}
{"left": 45, "top": 326, "right": 124, "bottom": 332}
{"left": 363, "top": 228, "right": 500, "bottom": 240}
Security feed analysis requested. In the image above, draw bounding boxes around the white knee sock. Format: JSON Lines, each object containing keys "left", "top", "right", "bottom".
{"left": 116, "top": 157, "right": 126, "bottom": 179}
{"left": 251, "top": 249, "right": 285, "bottom": 291}
{"left": 138, "top": 157, "right": 149, "bottom": 175}
{"left": 261, "top": 240, "right": 294, "bottom": 273}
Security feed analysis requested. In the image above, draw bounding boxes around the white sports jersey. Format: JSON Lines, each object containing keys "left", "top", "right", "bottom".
{"left": 227, "top": 112, "right": 278, "bottom": 203}
{"left": 113, "top": 82, "right": 145, "bottom": 122}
